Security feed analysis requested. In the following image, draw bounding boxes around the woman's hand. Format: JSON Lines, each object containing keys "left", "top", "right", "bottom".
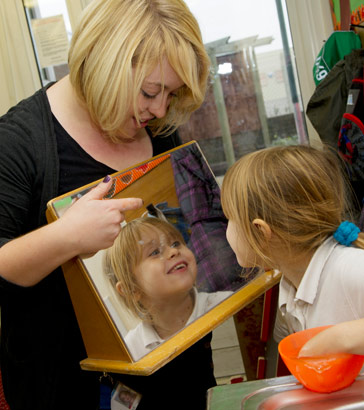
{"left": 60, "top": 177, "right": 142, "bottom": 255}
{"left": 0, "top": 177, "right": 143, "bottom": 286}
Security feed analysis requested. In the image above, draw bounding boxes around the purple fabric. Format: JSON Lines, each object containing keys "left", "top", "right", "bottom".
{"left": 170, "top": 143, "right": 250, "bottom": 292}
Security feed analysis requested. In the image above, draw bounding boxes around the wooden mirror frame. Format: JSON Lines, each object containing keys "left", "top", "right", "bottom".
{"left": 46, "top": 141, "right": 281, "bottom": 375}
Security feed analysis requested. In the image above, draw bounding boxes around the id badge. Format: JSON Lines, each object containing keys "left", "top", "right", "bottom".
{"left": 111, "top": 382, "right": 142, "bottom": 410}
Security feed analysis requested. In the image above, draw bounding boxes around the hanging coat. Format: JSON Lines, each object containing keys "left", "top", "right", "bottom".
{"left": 306, "top": 48, "right": 364, "bottom": 148}
{"left": 170, "top": 142, "right": 252, "bottom": 292}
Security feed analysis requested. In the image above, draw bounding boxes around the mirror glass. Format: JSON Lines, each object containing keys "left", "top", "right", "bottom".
{"left": 50, "top": 142, "right": 256, "bottom": 361}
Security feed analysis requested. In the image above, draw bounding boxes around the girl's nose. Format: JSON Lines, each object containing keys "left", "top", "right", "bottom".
{"left": 166, "top": 246, "right": 179, "bottom": 259}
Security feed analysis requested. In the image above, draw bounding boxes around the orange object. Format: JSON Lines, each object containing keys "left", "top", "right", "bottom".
{"left": 108, "top": 154, "right": 170, "bottom": 198}
{"left": 278, "top": 326, "right": 364, "bottom": 393}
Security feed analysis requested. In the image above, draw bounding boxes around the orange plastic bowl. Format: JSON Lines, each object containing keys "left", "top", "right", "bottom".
{"left": 278, "top": 326, "right": 364, "bottom": 393}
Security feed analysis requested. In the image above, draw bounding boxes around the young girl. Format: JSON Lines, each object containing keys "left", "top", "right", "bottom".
{"left": 220, "top": 144, "right": 364, "bottom": 343}
{"left": 103, "top": 217, "right": 232, "bottom": 360}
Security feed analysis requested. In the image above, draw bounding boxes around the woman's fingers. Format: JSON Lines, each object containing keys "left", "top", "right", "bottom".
{"left": 60, "top": 176, "right": 143, "bottom": 254}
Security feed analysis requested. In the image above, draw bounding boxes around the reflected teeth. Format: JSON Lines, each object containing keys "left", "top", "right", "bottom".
{"left": 172, "top": 263, "right": 186, "bottom": 271}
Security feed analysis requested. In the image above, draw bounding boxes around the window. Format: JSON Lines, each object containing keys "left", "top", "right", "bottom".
{"left": 180, "top": 0, "right": 307, "bottom": 176}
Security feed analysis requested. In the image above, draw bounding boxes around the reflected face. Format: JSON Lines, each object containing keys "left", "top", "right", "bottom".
{"left": 134, "top": 228, "right": 197, "bottom": 304}
{"left": 124, "top": 58, "right": 184, "bottom": 138}
{"left": 226, "top": 220, "right": 257, "bottom": 268}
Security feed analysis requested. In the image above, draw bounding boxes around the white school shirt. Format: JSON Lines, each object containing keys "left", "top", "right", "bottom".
{"left": 125, "top": 287, "right": 233, "bottom": 360}
{"left": 274, "top": 236, "right": 364, "bottom": 342}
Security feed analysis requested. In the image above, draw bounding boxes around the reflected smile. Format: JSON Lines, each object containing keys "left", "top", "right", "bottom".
{"left": 168, "top": 262, "right": 188, "bottom": 274}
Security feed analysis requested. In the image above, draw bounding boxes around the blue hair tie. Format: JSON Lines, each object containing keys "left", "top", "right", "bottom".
{"left": 333, "top": 221, "right": 360, "bottom": 246}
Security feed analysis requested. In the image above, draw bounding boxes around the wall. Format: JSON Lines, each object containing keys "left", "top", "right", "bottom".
{"left": 0, "top": 0, "right": 40, "bottom": 116}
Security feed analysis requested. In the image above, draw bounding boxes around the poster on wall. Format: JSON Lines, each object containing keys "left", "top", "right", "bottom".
{"left": 330, "top": 0, "right": 364, "bottom": 30}
{"left": 31, "top": 15, "right": 69, "bottom": 68}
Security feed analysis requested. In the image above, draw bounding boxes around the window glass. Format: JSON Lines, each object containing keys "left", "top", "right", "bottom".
{"left": 182, "top": 0, "right": 307, "bottom": 176}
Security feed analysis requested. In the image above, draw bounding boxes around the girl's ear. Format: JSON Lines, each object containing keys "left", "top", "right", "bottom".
{"left": 116, "top": 281, "right": 141, "bottom": 301}
{"left": 252, "top": 218, "right": 272, "bottom": 240}
{"left": 115, "top": 281, "right": 124, "bottom": 296}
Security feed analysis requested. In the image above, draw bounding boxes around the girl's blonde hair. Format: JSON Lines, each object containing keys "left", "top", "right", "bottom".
{"left": 221, "top": 145, "right": 364, "bottom": 268}
{"left": 68, "top": 0, "right": 210, "bottom": 142}
{"left": 103, "top": 217, "right": 186, "bottom": 319}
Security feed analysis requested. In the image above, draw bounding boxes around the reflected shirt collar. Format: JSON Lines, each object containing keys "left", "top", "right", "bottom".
{"left": 142, "top": 288, "right": 198, "bottom": 350}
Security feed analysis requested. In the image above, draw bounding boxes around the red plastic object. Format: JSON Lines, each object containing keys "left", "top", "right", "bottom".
{"left": 278, "top": 326, "right": 364, "bottom": 393}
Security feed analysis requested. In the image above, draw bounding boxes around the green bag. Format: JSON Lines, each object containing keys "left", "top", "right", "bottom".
{"left": 313, "top": 31, "right": 361, "bottom": 86}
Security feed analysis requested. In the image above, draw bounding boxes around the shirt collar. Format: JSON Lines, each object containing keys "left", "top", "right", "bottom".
{"left": 141, "top": 287, "right": 198, "bottom": 350}
{"left": 140, "top": 322, "right": 164, "bottom": 351}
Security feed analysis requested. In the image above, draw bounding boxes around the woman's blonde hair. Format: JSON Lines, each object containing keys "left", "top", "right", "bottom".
{"left": 68, "top": 0, "right": 210, "bottom": 142}
{"left": 221, "top": 144, "right": 364, "bottom": 268}
{"left": 103, "top": 217, "right": 186, "bottom": 319}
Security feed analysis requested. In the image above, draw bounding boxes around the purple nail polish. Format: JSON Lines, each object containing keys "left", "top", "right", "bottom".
{"left": 103, "top": 175, "right": 111, "bottom": 183}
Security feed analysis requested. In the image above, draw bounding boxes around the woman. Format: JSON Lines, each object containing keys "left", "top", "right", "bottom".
{"left": 0, "top": 0, "right": 210, "bottom": 409}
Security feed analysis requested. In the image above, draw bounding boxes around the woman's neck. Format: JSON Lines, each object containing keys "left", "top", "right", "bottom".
{"left": 47, "top": 75, "right": 153, "bottom": 170}
{"left": 150, "top": 290, "right": 195, "bottom": 340}
{"left": 47, "top": 75, "right": 98, "bottom": 134}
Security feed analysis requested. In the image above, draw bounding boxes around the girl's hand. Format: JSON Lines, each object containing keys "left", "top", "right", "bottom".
{"left": 60, "top": 177, "right": 143, "bottom": 255}
{"left": 298, "top": 320, "right": 364, "bottom": 357}
{"left": 298, "top": 332, "right": 332, "bottom": 358}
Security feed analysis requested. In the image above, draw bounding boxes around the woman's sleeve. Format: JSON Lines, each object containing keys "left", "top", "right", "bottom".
{"left": 0, "top": 119, "right": 38, "bottom": 294}
{"left": 0, "top": 120, "right": 37, "bottom": 245}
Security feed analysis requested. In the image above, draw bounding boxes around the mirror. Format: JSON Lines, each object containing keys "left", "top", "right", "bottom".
{"left": 47, "top": 141, "right": 280, "bottom": 373}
